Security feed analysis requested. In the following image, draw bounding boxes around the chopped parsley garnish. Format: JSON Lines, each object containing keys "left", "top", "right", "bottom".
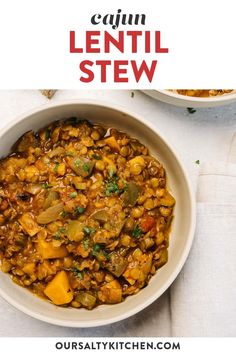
{"left": 105, "top": 172, "right": 124, "bottom": 196}
{"left": 105, "top": 180, "right": 120, "bottom": 196}
{"left": 53, "top": 227, "right": 66, "bottom": 240}
{"left": 45, "top": 129, "right": 51, "bottom": 140}
{"left": 60, "top": 210, "right": 68, "bottom": 218}
{"left": 53, "top": 234, "right": 61, "bottom": 240}
{"left": 187, "top": 107, "right": 196, "bottom": 114}
{"left": 70, "top": 191, "right": 77, "bottom": 198}
{"left": 83, "top": 163, "right": 90, "bottom": 172}
{"left": 82, "top": 238, "right": 90, "bottom": 250}
{"left": 58, "top": 227, "right": 66, "bottom": 233}
{"left": 75, "top": 206, "right": 86, "bottom": 215}
{"left": 72, "top": 267, "right": 84, "bottom": 279}
{"left": 92, "top": 243, "right": 103, "bottom": 256}
{"left": 53, "top": 162, "right": 59, "bottom": 173}
{"left": 108, "top": 168, "right": 116, "bottom": 178}
{"left": 103, "top": 250, "right": 110, "bottom": 261}
{"left": 92, "top": 154, "right": 102, "bottom": 160}
{"left": 195, "top": 159, "right": 200, "bottom": 165}
{"left": 42, "top": 182, "right": 52, "bottom": 189}
{"left": 132, "top": 225, "right": 143, "bottom": 238}
{"left": 92, "top": 243, "right": 110, "bottom": 260}
{"left": 83, "top": 226, "right": 96, "bottom": 235}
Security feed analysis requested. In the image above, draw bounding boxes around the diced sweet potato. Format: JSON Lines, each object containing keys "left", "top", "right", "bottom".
{"left": 44, "top": 270, "right": 73, "bottom": 305}
{"left": 98, "top": 280, "right": 122, "bottom": 304}
{"left": 160, "top": 191, "right": 175, "bottom": 207}
{"left": 129, "top": 156, "right": 145, "bottom": 167}
{"left": 104, "top": 136, "right": 120, "bottom": 152}
{"left": 22, "top": 262, "right": 35, "bottom": 275}
{"left": 37, "top": 239, "right": 68, "bottom": 259}
{"left": 19, "top": 213, "right": 41, "bottom": 236}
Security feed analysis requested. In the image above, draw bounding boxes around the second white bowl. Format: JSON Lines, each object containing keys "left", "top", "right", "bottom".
{"left": 142, "top": 90, "right": 236, "bottom": 107}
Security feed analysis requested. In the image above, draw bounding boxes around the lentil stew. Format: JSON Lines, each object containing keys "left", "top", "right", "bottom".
{"left": 174, "top": 89, "right": 233, "bottom": 97}
{"left": 0, "top": 119, "right": 175, "bottom": 309}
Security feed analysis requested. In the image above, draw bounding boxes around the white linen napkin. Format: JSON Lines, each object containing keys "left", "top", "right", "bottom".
{"left": 170, "top": 142, "right": 236, "bottom": 336}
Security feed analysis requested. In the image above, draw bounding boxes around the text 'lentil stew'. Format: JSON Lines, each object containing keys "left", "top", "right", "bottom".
{"left": 0, "top": 119, "right": 175, "bottom": 309}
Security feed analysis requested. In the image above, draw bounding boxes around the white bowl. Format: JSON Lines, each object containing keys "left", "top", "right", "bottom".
{"left": 142, "top": 90, "right": 236, "bottom": 107}
{"left": 0, "top": 100, "right": 196, "bottom": 327}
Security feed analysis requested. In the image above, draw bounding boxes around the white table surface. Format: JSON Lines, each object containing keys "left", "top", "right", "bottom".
{"left": 0, "top": 90, "right": 236, "bottom": 337}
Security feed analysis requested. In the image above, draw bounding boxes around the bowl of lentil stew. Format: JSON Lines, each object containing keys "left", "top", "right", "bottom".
{"left": 142, "top": 89, "right": 236, "bottom": 107}
{"left": 0, "top": 100, "right": 195, "bottom": 327}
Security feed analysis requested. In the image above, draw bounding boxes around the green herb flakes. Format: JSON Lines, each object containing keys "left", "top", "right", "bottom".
{"left": 187, "top": 107, "right": 196, "bottom": 114}
{"left": 92, "top": 243, "right": 102, "bottom": 256}
{"left": 58, "top": 227, "right": 66, "bottom": 233}
{"left": 105, "top": 172, "right": 124, "bottom": 196}
{"left": 92, "top": 243, "right": 110, "bottom": 260}
{"left": 53, "top": 162, "right": 59, "bottom": 173}
{"left": 75, "top": 206, "right": 86, "bottom": 215}
{"left": 105, "top": 180, "right": 120, "bottom": 196}
{"left": 53, "top": 227, "right": 66, "bottom": 240}
{"left": 103, "top": 250, "right": 110, "bottom": 261}
{"left": 45, "top": 129, "right": 51, "bottom": 140}
{"left": 60, "top": 210, "right": 68, "bottom": 218}
{"left": 72, "top": 267, "right": 84, "bottom": 280}
{"left": 108, "top": 168, "right": 116, "bottom": 178}
{"left": 83, "top": 163, "right": 90, "bottom": 172}
{"left": 42, "top": 182, "right": 52, "bottom": 189}
{"left": 132, "top": 225, "right": 143, "bottom": 238}
{"left": 70, "top": 192, "right": 77, "bottom": 199}
{"left": 53, "top": 234, "right": 61, "bottom": 240}
{"left": 82, "top": 238, "right": 90, "bottom": 250}
{"left": 83, "top": 226, "right": 96, "bottom": 235}
{"left": 92, "top": 154, "right": 102, "bottom": 160}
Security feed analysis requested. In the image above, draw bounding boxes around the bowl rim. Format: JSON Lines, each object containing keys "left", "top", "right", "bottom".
{"left": 155, "top": 89, "right": 236, "bottom": 103}
{"left": 0, "top": 99, "right": 196, "bottom": 327}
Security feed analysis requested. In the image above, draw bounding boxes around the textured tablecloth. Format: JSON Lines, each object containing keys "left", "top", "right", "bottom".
{"left": 0, "top": 90, "right": 236, "bottom": 337}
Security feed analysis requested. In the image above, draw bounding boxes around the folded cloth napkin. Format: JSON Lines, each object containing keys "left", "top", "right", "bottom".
{"left": 170, "top": 153, "right": 236, "bottom": 336}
